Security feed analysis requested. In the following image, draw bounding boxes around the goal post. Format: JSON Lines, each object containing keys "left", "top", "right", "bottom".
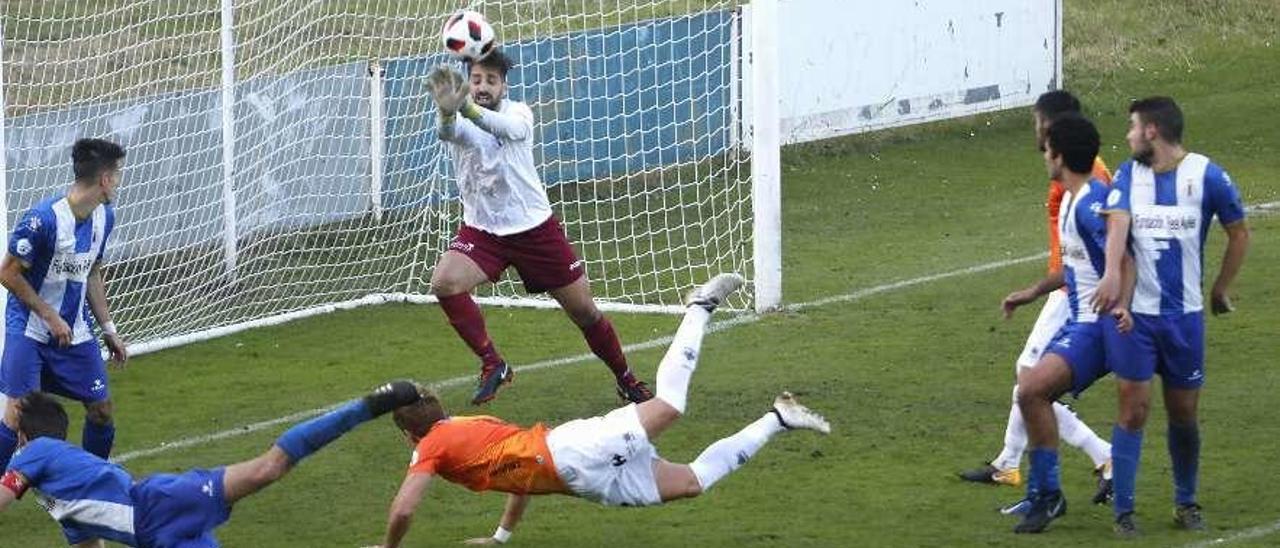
{"left": 0, "top": 1, "right": 760, "bottom": 358}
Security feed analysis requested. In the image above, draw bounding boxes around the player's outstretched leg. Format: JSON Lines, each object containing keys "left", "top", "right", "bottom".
{"left": 222, "top": 381, "right": 421, "bottom": 503}
{"left": 635, "top": 273, "right": 744, "bottom": 440}
{"left": 657, "top": 392, "right": 830, "bottom": 502}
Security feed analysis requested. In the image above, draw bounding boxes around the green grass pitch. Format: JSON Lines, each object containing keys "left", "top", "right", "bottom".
{"left": 5, "top": 0, "right": 1279, "bottom": 546}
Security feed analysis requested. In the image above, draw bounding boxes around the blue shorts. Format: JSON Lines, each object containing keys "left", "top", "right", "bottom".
{"left": 0, "top": 333, "right": 108, "bottom": 402}
{"left": 1044, "top": 321, "right": 1111, "bottom": 397}
{"left": 132, "top": 467, "right": 232, "bottom": 548}
{"left": 1105, "top": 312, "right": 1205, "bottom": 389}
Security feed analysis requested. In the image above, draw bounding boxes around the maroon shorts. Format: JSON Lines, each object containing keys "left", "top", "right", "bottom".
{"left": 448, "top": 215, "right": 585, "bottom": 293}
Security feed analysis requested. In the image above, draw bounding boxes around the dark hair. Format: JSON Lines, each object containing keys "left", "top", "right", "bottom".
{"left": 468, "top": 48, "right": 513, "bottom": 79}
{"left": 1046, "top": 114, "right": 1101, "bottom": 175}
{"left": 1129, "top": 96, "right": 1183, "bottom": 144}
{"left": 17, "top": 392, "right": 69, "bottom": 441}
{"left": 1034, "top": 90, "right": 1082, "bottom": 119}
{"left": 391, "top": 385, "right": 447, "bottom": 439}
{"left": 71, "top": 138, "right": 126, "bottom": 181}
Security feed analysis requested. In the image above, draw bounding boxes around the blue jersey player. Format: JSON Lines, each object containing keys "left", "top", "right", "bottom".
{"left": 1097, "top": 97, "right": 1250, "bottom": 536}
{"left": 1009, "top": 115, "right": 1135, "bottom": 534}
{"left": 0, "top": 383, "right": 422, "bottom": 547}
{"left": 0, "top": 139, "right": 130, "bottom": 472}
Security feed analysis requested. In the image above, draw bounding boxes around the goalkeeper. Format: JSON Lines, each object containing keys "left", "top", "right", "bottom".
{"left": 424, "top": 49, "right": 653, "bottom": 406}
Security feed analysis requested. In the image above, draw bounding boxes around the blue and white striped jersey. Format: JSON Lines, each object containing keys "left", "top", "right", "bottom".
{"left": 7, "top": 437, "right": 137, "bottom": 546}
{"left": 1107, "top": 153, "right": 1245, "bottom": 316}
{"left": 1058, "top": 179, "right": 1112, "bottom": 323}
{"left": 5, "top": 196, "right": 114, "bottom": 345}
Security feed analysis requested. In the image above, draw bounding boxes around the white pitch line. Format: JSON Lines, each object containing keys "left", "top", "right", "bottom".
{"left": 1183, "top": 519, "right": 1280, "bottom": 548}
{"left": 114, "top": 199, "right": 1280, "bottom": 469}
{"left": 113, "top": 252, "right": 1046, "bottom": 464}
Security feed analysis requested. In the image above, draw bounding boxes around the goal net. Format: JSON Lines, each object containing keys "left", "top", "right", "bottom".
{"left": 0, "top": 1, "right": 756, "bottom": 355}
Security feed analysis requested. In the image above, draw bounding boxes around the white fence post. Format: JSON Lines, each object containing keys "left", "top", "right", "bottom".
{"left": 219, "top": 0, "right": 240, "bottom": 280}
{"left": 749, "top": 0, "right": 782, "bottom": 312}
{"left": 1055, "top": 0, "right": 1065, "bottom": 88}
{"left": 368, "top": 59, "right": 385, "bottom": 222}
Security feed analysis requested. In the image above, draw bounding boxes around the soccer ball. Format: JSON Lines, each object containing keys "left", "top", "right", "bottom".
{"left": 441, "top": 10, "right": 496, "bottom": 62}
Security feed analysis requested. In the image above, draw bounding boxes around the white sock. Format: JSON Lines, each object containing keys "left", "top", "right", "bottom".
{"left": 655, "top": 307, "right": 710, "bottom": 414}
{"left": 991, "top": 385, "right": 1026, "bottom": 471}
{"left": 689, "top": 413, "right": 786, "bottom": 491}
{"left": 1053, "top": 402, "right": 1111, "bottom": 468}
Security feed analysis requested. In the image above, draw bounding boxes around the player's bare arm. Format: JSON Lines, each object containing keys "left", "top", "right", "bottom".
{"left": 381, "top": 472, "right": 434, "bottom": 548}
{"left": 0, "top": 254, "right": 71, "bottom": 346}
{"left": 1091, "top": 209, "right": 1131, "bottom": 313}
{"left": 87, "top": 261, "right": 127, "bottom": 366}
{"left": 1003, "top": 271, "right": 1065, "bottom": 319}
{"left": 1110, "top": 253, "right": 1137, "bottom": 333}
{"left": 1211, "top": 219, "right": 1250, "bottom": 315}
{"left": 465, "top": 493, "right": 530, "bottom": 545}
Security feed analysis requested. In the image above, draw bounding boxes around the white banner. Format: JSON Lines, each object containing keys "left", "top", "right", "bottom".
{"left": 744, "top": 0, "right": 1061, "bottom": 144}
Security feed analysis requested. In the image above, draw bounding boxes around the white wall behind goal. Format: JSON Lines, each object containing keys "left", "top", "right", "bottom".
{"left": 743, "top": 0, "right": 1062, "bottom": 145}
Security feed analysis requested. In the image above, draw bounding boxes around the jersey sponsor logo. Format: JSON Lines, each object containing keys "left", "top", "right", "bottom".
{"left": 48, "top": 254, "right": 95, "bottom": 278}
{"left": 15, "top": 238, "right": 32, "bottom": 257}
{"left": 91, "top": 379, "right": 106, "bottom": 393}
{"left": 448, "top": 241, "right": 475, "bottom": 253}
{"left": 1063, "top": 246, "right": 1088, "bottom": 261}
{"left": 492, "top": 459, "right": 523, "bottom": 476}
{"left": 1131, "top": 205, "right": 1200, "bottom": 240}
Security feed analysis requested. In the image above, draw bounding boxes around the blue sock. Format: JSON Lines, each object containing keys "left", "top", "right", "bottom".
{"left": 1029, "top": 448, "right": 1061, "bottom": 495}
{"left": 1168, "top": 422, "right": 1200, "bottom": 507}
{"left": 0, "top": 422, "right": 18, "bottom": 470}
{"left": 82, "top": 419, "right": 116, "bottom": 460}
{"left": 1112, "top": 425, "right": 1143, "bottom": 516}
{"left": 275, "top": 400, "right": 372, "bottom": 464}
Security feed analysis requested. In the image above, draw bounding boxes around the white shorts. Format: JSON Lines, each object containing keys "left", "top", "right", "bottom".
{"left": 545, "top": 404, "right": 663, "bottom": 507}
{"left": 1016, "top": 290, "right": 1071, "bottom": 370}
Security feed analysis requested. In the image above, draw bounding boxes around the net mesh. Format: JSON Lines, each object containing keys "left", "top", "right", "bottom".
{"left": 0, "top": 0, "right": 752, "bottom": 350}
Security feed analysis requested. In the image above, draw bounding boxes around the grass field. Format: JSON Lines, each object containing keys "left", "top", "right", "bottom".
{"left": 6, "top": 0, "right": 1280, "bottom": 546}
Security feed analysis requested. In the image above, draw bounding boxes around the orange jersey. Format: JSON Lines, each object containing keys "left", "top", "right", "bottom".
{"left": 408, "top": 416, "right": 569, "bottom": 495}
{"left": 1046, "top": 156, "right": 1112, "bottom": 273}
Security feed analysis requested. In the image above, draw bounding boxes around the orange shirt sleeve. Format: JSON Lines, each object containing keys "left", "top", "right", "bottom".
{"left": 1046, "top": 180, "right": 1065, "bottom": 274}
{"left": 409, "top": 431, "right": 447, "bottom": 475}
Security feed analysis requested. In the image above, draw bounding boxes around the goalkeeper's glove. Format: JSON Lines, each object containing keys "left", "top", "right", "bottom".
{"left": 426, "top": 65, "right": 470, "bottom": 117}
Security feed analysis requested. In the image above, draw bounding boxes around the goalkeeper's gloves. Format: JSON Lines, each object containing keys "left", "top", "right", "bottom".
{"left": 426, "top": 65, "right": 471, "bottom": 117}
